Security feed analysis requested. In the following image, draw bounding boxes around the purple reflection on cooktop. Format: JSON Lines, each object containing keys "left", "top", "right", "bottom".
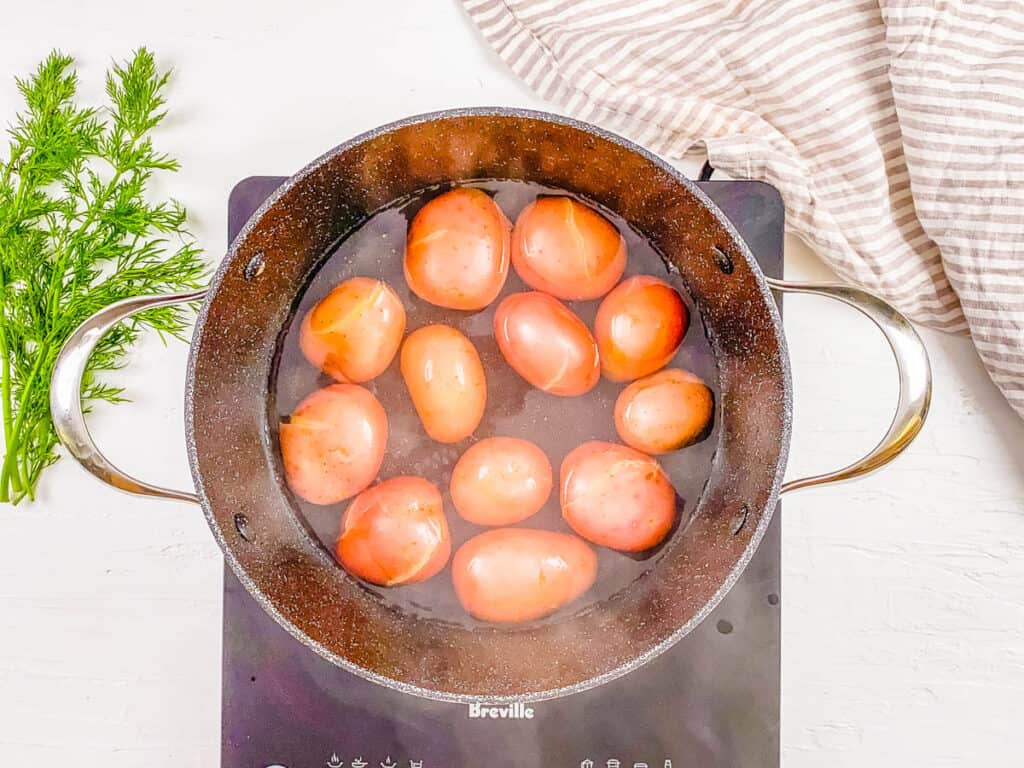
{"left": 222, "top": 175, "right": 784, "bottom": 768}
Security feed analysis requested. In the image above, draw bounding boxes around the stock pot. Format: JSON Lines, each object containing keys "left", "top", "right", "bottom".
{"left": 50, "top": 109, "right": 931, "bottom": 702}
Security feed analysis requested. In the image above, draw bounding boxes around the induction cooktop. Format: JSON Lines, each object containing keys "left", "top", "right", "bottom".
{"left": 221, "top": 174, "right": 784, "bottom": 768}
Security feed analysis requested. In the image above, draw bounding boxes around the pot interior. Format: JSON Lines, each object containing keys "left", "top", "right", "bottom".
{"left": 187, "top": 110, "right": 790, "bottom": 701}
{"left": 274, "top": 178, "right": 720, "bottom": 629}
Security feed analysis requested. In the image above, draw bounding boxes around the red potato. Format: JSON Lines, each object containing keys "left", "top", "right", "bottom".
{"left": 405, "top": 188, "right": 511, "bottom": 310}
{"left": 450, "top": 437, "right": 553, "bottom": 526}
{"left": 560, "top": 441, "right": 676, "bottom": 552}
{"left": 400, "top": 324, "right": 487, "bottom": 443}
{"left": 299, "top": 277, "right": 406, "bottom": 383}
{"left": 511, "top": 197, "right": 626, "bottom": 300}
{"left": 452, "top": 528, "right": 597, "bottom": 623}
{"left": 336, "top": 476, "right": 451, "bottom": 586}
{"left": 280, "top": 384, "right": 387, "bottom": 505}
{"left": 494, "top": 291, "right": 600, "bottom": 397}
{"left": 615, "top": 368, "right": 714, "bottom": 454}
{"left": 594, "top": 275, "right": 688, "bottom": 382}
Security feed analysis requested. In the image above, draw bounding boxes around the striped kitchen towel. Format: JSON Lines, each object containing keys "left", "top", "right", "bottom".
{"left": 463, "top": 0, "right": 1024, "bottom": 416}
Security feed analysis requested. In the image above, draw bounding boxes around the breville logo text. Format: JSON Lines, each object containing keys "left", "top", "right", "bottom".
{"left": 467, "top": 702, "right": 535, "bottom": 720}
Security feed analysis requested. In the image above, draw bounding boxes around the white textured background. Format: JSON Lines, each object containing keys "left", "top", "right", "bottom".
{"left": 1, "top": 2, "right": 1022, "bottom": 767}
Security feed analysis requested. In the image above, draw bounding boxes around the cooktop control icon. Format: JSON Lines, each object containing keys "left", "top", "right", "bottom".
{"left": 607, "top": 761, "right": 621, "bottom": 768}
{"left": 326, "top": 754, "right": 344, "bottom": 768}
{"left": 351, "top": 759, "right": 368, "bottom": 768}
{"left": 380, "top": 759, "right": 398, "bottom": 768}
{"left": 581, "top": 760, "right": 594, "bottom": 768}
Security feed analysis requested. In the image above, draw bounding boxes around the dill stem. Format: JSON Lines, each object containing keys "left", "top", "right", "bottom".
{"left": 0, "top": 166, "right": 32, "bottom": 501}
{"left": 0, "top": 345, "right": 48, "bottom": 503}
{"left": 0, "top": 332, "right": 13, "bottom": 503}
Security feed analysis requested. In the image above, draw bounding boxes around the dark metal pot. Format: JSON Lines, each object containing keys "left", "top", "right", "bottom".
{"left": 50, "top": 108, "right": 931, "bottom": 703}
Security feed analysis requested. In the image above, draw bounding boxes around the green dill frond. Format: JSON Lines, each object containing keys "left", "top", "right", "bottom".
{"left": 0, "top": 48, "right": 206, "bottom": 504}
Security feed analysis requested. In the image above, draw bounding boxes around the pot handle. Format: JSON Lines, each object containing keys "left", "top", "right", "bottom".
{"left": 50, "top": 290, "right": 208, "bottom": 504}
{"left": 767, "top": 278, "right": 932, "bottom": 494}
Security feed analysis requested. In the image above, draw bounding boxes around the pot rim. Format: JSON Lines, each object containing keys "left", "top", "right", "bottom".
{"left": 184, "top": 106, "right": 793, "bottom": 704}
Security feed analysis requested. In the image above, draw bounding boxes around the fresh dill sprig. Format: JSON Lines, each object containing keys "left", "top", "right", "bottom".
{"left": 0, "top": 49, "right": 205, "bottom": 504}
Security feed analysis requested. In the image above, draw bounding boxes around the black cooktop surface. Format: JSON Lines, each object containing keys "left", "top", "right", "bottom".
{"left": 222, "top": 175, "right": 784, "bottom": 768}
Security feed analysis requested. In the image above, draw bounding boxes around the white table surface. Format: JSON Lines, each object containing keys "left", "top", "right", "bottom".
{"left": 2, "top": 2, "right": 1023, "bottom": 767}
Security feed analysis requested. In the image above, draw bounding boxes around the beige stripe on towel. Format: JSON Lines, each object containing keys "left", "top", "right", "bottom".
{"left": 463, "top": 0, "right": 1024, "bottom": 415}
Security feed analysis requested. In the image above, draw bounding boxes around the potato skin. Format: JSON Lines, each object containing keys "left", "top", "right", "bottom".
{"left": 299, "top": 277, "right": 406, "bottom": 383}
{"left": 511, "top": 197, "right": 626, "bottom": 300}
{"left": 400, "top": 324, "right": 487, "bottom": 443}
{"left": 614, "top": 368, "right": 714, "bottom": 454}
{"left": 405, "top": 188, "right": 511, "bottom": 310}
{"left": 594, "top": 275, "right": 688, "bottom": 382}
{"left": 560, "top": 440, "right": 676, "bottom": 552}
{"left": 452, "top": 528, "right": 597, "bottom": 623}
{"left": 336, "top": 476, "right": 451, "bottom": 586}
{"left": 279, "top": 384, "right": 387, "bottom": 505}
{"left": 494, "top": 291, "right": 600, "bottom": 397}
{"left": 450, "top": 437, "right": 553, "bottom": 525}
